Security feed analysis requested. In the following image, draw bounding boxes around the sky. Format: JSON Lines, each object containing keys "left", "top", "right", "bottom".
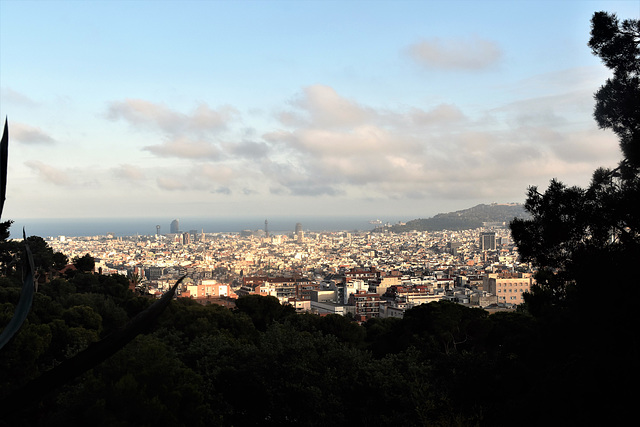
{"left": 1, "top": 0, "right": 638, "bottom": 222}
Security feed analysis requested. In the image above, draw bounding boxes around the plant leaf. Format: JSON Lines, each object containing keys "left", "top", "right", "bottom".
{"left": 1, "top": 275, "right": 186, "bottom": 410}
{"left": 0, "top": 118, "right": 8, "bottom": 219}
{"left": 0, "top": 229, "right": 36, "bottom": 350}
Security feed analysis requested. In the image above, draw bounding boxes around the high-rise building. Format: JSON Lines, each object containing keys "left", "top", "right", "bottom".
{"left": 295, "top": 222, "right": 303, "bottom": 243}
{"left": 480, "top": 232, "right": 496, "bottom": 251}
{"left": 170, "top": 219, "right": 180, "bottom": 234}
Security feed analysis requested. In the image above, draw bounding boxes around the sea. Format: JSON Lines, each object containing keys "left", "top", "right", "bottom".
{"left": 7, "top": 215, "right": 408, "bottom": 239}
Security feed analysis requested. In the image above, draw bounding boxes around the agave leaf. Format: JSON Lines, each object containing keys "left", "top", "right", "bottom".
{"left": 0, "top": 230, "right": 35, "bottom": 350}
{"left": 0, "top": 120, "right": 36, "bottom": 351}
{"left": 2, "top": 275, "right": 186, "bottom": 410}
{"left": 0, "top": 118, "right": 7, "bottom": 220}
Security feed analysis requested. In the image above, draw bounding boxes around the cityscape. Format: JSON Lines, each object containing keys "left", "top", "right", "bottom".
{"left": 48, "top": 215, "right": 533, "bottom": 321}
{"left": 1, "top": 2, "right": 637, "bottom": 425}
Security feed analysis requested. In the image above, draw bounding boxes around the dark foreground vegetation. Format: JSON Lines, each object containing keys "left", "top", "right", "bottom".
{"left": 0, "top": 271, "right": 633, "bottom": 427}
{"left": 0, "top": 268, "right": 636, "bottom": 426}
{"left": 1, "top": 11, "right": 638, "bottom": 426}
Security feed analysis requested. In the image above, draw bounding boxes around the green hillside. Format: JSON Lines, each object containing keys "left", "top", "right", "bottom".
{"left": 381, "top": 203, "right": 529, "bottom": 232}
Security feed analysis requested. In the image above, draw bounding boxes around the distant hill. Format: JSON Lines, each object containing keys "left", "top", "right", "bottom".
{"left": 381, "top": 203, "right": 530, "bottom": 232}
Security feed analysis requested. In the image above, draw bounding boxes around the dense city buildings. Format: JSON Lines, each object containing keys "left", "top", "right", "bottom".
{"left": 47, "top": 224, "right": 532, "bottom": 319}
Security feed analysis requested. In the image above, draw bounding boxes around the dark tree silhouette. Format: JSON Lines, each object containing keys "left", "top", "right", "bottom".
{"left": 509, "top": 12, "right": 639, "bottom": 424}
{"left": 73, "top": 253, "right": 95, "bottom": 273}
{"left": 511, "top": 11, "right": 640, "bottom": 312}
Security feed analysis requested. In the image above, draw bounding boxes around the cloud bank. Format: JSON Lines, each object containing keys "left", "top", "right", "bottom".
{"left": 89, "top": 75, "right": 619, "bottom": 210}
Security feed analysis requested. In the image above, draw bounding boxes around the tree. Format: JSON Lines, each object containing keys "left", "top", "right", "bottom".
{"left": 127, "top": 271, "right": 145, "bottom": 294}
{"left": 589, "top": 11, "right": 640, "bottom": 173}
{"left": 509, "top": 13, "right": 639, "bottom": 423}
{"left": 52, "top": 252, "right": 68, "bottom": 271}
{"left": 510, "top": 11, "right": 640, "bottom": 312}
{"left": 73, "top": 253, "right": 95, "bottom": 273}
{"left": 233, "top": 294, "right": 295, "bottom": 331}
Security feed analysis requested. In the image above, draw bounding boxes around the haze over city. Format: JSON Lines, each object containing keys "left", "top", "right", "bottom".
{"left": 1, "top": 0, "right": 636, "bottom": 222}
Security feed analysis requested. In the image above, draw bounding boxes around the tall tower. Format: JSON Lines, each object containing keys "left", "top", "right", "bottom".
{"left": 170, "top": 219, "right": 179, "bottom": 234}
{"left": 480, "top": 232, "right": 496, "bottom": 251}
{"left": 156, "top": 225, "right": 161, "bottom": 237}
{"left": 264, "top": 219, "right": 269, "bottom": 238}
{"left": 295, "top": 222, "right": 303, "bottom": 243}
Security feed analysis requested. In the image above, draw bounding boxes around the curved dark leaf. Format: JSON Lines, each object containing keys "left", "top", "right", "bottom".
{"left": 1, "top": 275, "right": 186, "bottom": 412}
{"left": 0, "top": 229, "right": 36, "bottom": 350}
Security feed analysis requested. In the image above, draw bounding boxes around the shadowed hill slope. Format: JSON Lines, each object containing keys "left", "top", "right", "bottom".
{"left": 381, "top": 203, "right": 529, "bottom": 232}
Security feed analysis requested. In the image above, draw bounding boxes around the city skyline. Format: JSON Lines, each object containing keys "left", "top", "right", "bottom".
{"left": 1, "top": 1, "right": 636, "bottom": 221}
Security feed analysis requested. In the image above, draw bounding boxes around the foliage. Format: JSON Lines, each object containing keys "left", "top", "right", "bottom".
{"left": 73, "top": 253, "right": 95, "bottom": 273}
{"left": 2, "top": 279, "right": 542, "bottom": 426}
{"left": 233, "top": 294, "right": 295, "bottom": 331}
{"left": 511, "top": 11, "right": 640, "bottom": 311}
{"left": 508, "top": 10, "right": 639, "bottom": 424}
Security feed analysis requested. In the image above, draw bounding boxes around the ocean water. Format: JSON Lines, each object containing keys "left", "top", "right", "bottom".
{"left": 8, "top": 215, "right": 407, "bottom": 239}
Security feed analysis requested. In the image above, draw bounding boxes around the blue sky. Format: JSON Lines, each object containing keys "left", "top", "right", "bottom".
{"left": 1, "top": 0, "right": 638, "bottom": 221}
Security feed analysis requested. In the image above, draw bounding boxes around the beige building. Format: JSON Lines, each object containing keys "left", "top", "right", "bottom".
{"left": 483, "top": 272, "right": 533, "bottom": 305}
{"left": 185, "top": 280, "right": 235, "bottom": 299}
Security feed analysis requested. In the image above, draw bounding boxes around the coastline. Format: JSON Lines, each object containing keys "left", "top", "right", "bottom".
{"left": 8, "top": 215, "right": 407, "bottom": 239}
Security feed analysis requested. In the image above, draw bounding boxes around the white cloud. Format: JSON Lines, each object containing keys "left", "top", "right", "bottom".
{"left": 1, "top": 88, "right": 38, "bottom": 108}
{"left": 156, "top": 176, "right": 188, "bottom": 191}
{"left": 106, "top": 99, "right": 238, "bottom": 136}
{"left": 407, "top": 36, "right": 502, "bottom": 70}
{"left": 255, "top": 80, "right": 619, "bottom": 203}
{"left": 285, "top": 85, "right": 376, "bottom": 128}
{"left": 143, "top": 136, "right": 221, "bottom": 160}
{"left": 11, "top": 122, "right": 55, "bottom": 144}
{"left": 25, "top": 161, "right": 71, "bottom": 186}
{"left": 94, "top": 77, "right": 618, "bottom": 213}
{"left": 112, "top": 164, "right": 145, "bottom": 181}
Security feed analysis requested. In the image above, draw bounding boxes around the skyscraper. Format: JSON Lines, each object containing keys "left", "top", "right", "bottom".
{"left": 295, "top": 222, "right": 303, "bottom": 243}
{"left": 480, "top": 232, "right": 496, "bottom": 251}
{"left": 170, "top": 219, "right": 179, "bottom": 234}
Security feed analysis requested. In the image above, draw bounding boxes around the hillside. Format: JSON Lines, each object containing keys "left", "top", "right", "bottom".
{"left": 381, "top": 203, "right": 529, "bottom": 232}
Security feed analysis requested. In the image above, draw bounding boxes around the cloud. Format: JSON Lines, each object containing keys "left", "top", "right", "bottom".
{"left": 106, "top": 99, "right": 238, "bottom": 136}
{"left": 11, "top": 122, "right": 55, "bottom": 144}
{"left": 285, "top": 85, "right": 376, "bottom": 128}
{"left": 212, "top": 186, "right": 231, "bottom": 195}
{"left": 225, "top": 140, "right": 270, "bottom": 159}
{"left": 1, "top": 88, "right": 38, "bottom": 107}
{"left": 408, "top": 104, "right": 467, "bottom": 126}
{"left": 156, "top": 176, "right": 188, "bottom": 191}
{"left": 407, "top": 36, "right": 502, "bottom": 70}
{"left": 100, "top": 78, "right": 616, "bottom": 209}
{"left": 255, "top": 81, "right": 619, "bottom": 203}
{"left": 112, "top": 164, "right": 145, "bottom": 181}
{"left": 107, "top": 98, "right": 262, "bottom": 164}
{"left": 25, "top": 161, "right": 71, "bottom": 185}
{"left": 143, "top": 136, "right": 221, "bottom": 160}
